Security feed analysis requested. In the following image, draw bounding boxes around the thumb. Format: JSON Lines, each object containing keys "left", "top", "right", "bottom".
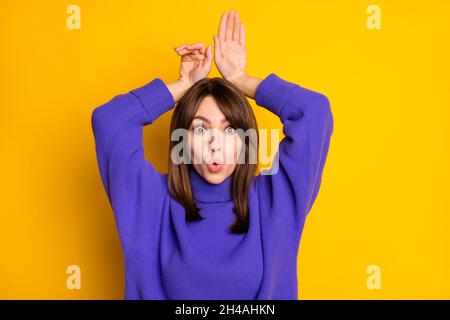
{"left": 213, "top": 35, "right": 220, "bottom": 56}
{"left": 203, "top": 44, "right": 213, "bottom": 68}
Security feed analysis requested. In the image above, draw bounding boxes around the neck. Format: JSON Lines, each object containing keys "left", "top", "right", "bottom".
{"left": 188, "top": 166, "right": 233, "bottom": 203}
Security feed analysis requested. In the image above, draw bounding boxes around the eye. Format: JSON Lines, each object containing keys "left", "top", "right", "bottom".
{"left": 193, "top": 125, "right": 206, "bottom": 134}
{"left": 225, "top": 126, "right": 236, "bottom": 134}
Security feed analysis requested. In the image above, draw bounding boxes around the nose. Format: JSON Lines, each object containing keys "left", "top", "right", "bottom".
{"left": 208, "top": 134, "right": 222, "bottom": 153}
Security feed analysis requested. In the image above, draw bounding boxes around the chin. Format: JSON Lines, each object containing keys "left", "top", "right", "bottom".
{"left": 202, "top": 165, "right": 233, "bottom": 184}
{"left": 203, "top": 172, "right": 227, "bottom": 184}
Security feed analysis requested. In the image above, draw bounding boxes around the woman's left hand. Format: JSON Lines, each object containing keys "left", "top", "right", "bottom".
{"left": 213, "top": 9, "right": 247, "bottom": 84}
{"left": 174, "top": 42, "right": 213, "bottom": 88}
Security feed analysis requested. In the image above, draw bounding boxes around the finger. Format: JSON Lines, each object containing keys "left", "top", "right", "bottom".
{"left": 176, "top": 47, "right": 205, "bottom": 57}
{"left": 185, "top": 42, "right": 205, "bottom": 50}
{"left": 174, "top": 44, "right": 189, "bottom": 52}
{"left": 239, "top": 23, "right": 246, "bottom": 47}
{"left": 193, "top": 49, "right": 207, "bottom": 60}
{"left": 203, "top": 44, "right": 213, "bottom": 69}
{"left": 233, "top": 12, "right": 240, "bottom": 42}
{"left": 218, "top": 12, "right": 227, "bottom": 41}
{"left": 192, "top": 53, "right": 206, "bottom": 59}
{"left": 176, "top": 47, "right": 195, "bottom": 56}
{"left": 226, "top": 9, "right": 235, "bottom": 42}
{"left": 174, "top": 44, "right": 196, "bottom": 56}
{"left": 187, "top": 53, "right": 206, "bottom": 61}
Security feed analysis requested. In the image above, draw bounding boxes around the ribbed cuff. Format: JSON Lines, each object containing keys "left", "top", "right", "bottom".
{"left": 255, "top": 73, "right": 298, "bottom": 117}
{"left": 129, "top": 78, "right": 175, "bottom": 123}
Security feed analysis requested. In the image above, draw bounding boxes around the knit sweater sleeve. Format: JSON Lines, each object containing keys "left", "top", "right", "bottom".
{"left": 255, "top": 73, "right": 334, "bottom": 236}
{"left": 91, "top": 78, "right": 174, "bottom": 251}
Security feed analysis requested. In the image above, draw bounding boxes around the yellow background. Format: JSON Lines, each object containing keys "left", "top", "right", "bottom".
{"left": 1, "top": 0, "right": 449, "bottom": 299}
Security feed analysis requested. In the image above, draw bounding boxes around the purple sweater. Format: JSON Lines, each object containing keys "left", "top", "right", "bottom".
{"left": 91, "top": 73, "right": 334, "bottom": 299}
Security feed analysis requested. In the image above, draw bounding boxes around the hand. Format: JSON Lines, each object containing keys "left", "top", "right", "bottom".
{"left": 213, "top": 9, "right": 247, "bottom": 84}
{"left": 174, "top": 42, "right": 213, "bottom": 88}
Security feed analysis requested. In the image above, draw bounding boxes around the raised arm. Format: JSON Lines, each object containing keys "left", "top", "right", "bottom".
{"left": 91, "top": 78, "right": 175, "bottom": 252}
{"left": 254, "top": 73, "right": 333, "bottom": 233}
{"left": 228, "top": 71, "right": 334, "bottom": 237}
{"left": 213, "top": 9, "right": 334, "bottom": 241}
{"left": 91, "top": 42, "right": 213, "bottom": 252}
{"left": 91, "top": 78, "right": 184, "bottom": 202}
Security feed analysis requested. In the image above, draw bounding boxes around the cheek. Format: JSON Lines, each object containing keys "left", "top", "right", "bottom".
{"left": 224, "top": 135, "right": 243, "bottom": 162}
{"left": 188, "top": 134, "right": 206, "bottom": 162}
{"left": 236, "top": 139, "right": 244, "bottom": 160}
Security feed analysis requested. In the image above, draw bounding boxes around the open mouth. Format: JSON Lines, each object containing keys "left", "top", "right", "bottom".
{"left": 207, "top": 162, "right": 223, "bottom": 173}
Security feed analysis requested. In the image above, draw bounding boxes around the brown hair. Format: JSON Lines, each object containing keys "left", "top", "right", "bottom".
{"left": 167, "top": 77, "right": 259, "bottom": 233}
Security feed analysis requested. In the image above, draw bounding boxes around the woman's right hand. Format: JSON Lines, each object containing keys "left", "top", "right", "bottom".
{"left": 174, "top": 42, "right": 213, "bottom": 88}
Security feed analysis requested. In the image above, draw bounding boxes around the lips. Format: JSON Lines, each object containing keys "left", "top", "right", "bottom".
{"left": 207, "top": 162, "right": 223, "bottom": 173}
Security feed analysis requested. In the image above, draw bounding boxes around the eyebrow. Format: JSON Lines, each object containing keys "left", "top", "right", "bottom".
{"left": 193, "top": 115, "right": 229, "bottom": 124}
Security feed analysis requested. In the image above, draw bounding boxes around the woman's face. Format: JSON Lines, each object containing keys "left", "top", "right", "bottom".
{"left": 188, "top": 95, "right": 243, "bottom": 184}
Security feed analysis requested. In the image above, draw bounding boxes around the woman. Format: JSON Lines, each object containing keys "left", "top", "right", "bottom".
{"left": 91, "top": 9, "right": 334, "bottom": 300}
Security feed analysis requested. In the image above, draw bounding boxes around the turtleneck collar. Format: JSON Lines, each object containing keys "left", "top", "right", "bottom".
{"left": 188, "top": 165, "right": 233, "bottom": 203}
